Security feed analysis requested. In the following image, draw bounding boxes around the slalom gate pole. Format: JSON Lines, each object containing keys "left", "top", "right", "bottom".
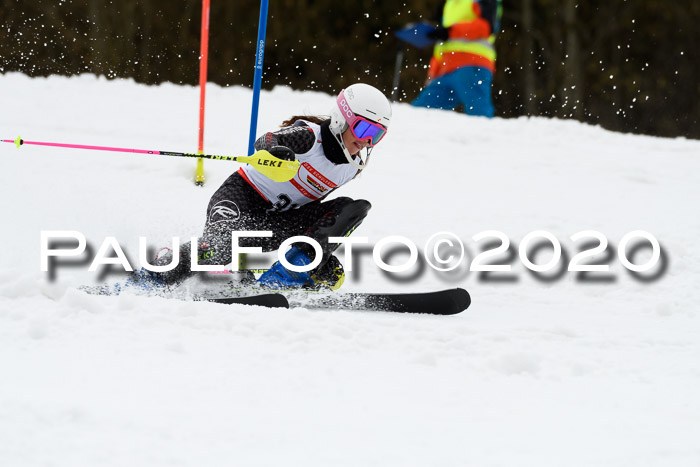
{"left": 243, "top": 0, "right": 270, "bottom": 271}
{"left": 2, "top": 136, "right": 300, "bottom": 182}
{"left": 247, "top": 0, "right": 269, "bottom": 157}
{"left": 195, "top": 0, "right": 211, "bottom": 186}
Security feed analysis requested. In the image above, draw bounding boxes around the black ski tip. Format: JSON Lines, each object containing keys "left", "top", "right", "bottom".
{"left": 209, "top": 293, "right": 289, "bottom": 309}
{"left": 419, "top": 287, "right": 471, "bottom": 315}
{"left": 361, "top": 287, "right": 471, "bottom": 315}
{"left": 447, "top": 287, "right": 471, "bottom": 314}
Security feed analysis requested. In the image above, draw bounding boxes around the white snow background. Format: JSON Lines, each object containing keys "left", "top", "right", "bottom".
{"left": 1, "top": 73, "right": 699, "bottom": 466}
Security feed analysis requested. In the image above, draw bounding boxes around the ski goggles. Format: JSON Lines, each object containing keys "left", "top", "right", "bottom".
{"left": 337, "top": 92, "right": 388, "bottom": 146}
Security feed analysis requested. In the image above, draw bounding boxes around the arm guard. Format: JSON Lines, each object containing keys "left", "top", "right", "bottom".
{"left": 254, "top": 124, "right": 316, "bottom": 154}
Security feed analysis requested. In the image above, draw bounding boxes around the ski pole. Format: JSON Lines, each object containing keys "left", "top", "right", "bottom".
{"left": 2, "top": 136, "right": 300, "bottom": 182}
{"left": 391, "top": 47, "right": 405, "bottom": 102}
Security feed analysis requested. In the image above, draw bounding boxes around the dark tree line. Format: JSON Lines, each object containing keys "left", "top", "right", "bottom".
{"left": 1, "top": 0, "right": 698, "bottom": 139}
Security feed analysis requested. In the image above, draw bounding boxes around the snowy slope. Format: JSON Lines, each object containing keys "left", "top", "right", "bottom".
{"left": 1, "top": 73, "right": 700, "bottom": 467}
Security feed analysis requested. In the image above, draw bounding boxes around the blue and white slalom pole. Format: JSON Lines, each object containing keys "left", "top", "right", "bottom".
{"left": 242, "top": 0, "right": 270, "bottom": 271}
{"left": 247, "top": 0, "right": 270, "bottom": 156}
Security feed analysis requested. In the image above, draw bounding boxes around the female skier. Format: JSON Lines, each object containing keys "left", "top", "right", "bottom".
{"left": 134, "top": 82, "right": 392, "bottom": 291}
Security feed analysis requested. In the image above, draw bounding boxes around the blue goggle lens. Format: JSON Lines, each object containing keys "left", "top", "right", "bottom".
{"left": 353, "top": 119, "right": 387, "bottom": 145}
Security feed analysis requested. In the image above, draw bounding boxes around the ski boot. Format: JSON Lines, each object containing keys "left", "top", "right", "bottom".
{"left": 258, "top": 247, "right": 345, "bottom": 291}
{"left": 257, "top": 246, "right": 315, "bottom": 289}
{"left": 309, "top": 255, "right": 345, "bottom": 291}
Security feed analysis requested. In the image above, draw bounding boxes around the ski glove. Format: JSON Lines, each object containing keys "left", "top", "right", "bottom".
{"left": 268, "top": 145, "right": 296, "bottom": 162}
{"left": 427, "top": 26, "right": 450, "bottom": 42}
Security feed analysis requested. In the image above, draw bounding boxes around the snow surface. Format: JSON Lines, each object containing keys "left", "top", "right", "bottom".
{"left": 1, "top": 73, "right": 700, "bottom": 466}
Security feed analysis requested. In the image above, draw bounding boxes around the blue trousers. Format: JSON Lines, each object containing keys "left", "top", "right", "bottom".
{"left": 412, "top": 66, "right": 494, "bottom": 117}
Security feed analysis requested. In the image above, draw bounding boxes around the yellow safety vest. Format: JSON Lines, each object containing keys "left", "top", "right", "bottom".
{"left": 433, "top": 0, "right": 497, "bottom": 63}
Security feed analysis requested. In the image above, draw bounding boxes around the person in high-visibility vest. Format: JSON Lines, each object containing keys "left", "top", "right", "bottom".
{"left": 412, "top": 0, "right": 502, "bottom": 117}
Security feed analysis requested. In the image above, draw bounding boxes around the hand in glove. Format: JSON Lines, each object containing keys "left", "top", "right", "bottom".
{"left": 268, "top": 145, "right": 296, "bottom": 161}
{"left": 427, "top": 26, "right": 450, "bottom": 42}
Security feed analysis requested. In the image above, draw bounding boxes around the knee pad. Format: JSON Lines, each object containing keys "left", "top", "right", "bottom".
{"left": 298, "top": 198, "right": 371, "bottom": 261}
{"left": 310, "top": 198, "right": 371, "bottom": 239}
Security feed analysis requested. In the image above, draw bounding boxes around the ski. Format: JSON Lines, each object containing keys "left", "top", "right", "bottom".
{"left": 78, "top": 284, "right": 289, "bottom": 309}
{"left": 291, "top": 287, "right": 470, "bottom": 315}
{"left": 80, "top": 281, "right": 470, "bottom": 314}
{"left": 209, "top": 287, "right": 471, "bottom": 315}
{"left": 203, "top": 293, "right": 289, "bottom": 308}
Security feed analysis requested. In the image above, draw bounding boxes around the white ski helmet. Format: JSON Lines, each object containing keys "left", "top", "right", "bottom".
{"left": 329, "top": 83, "right": 392, "bottom": 170}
